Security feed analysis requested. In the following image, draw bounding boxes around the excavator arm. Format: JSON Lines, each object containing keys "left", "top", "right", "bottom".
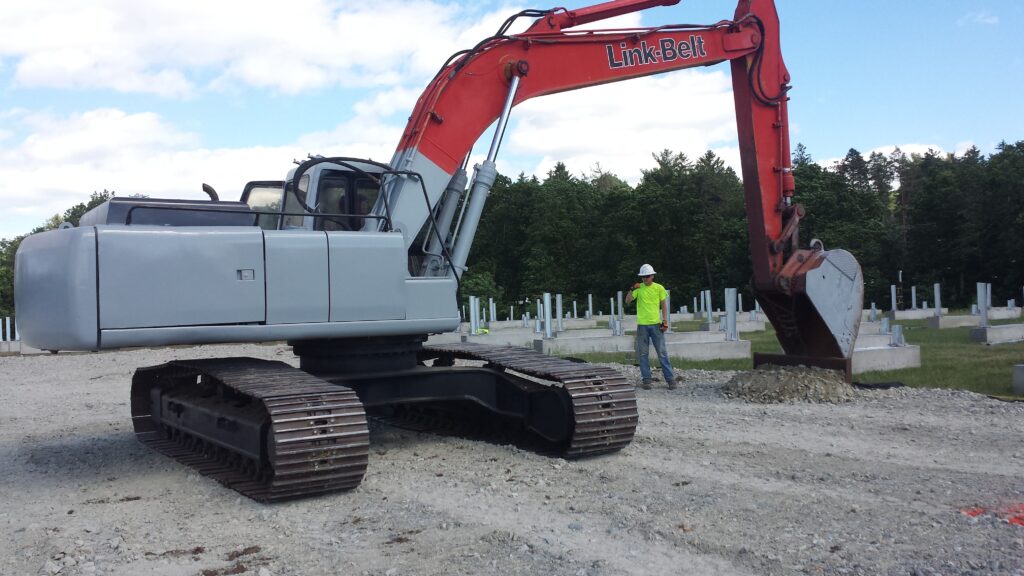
{"left": 385, "top": 0, "right": 863, "bottom": 374}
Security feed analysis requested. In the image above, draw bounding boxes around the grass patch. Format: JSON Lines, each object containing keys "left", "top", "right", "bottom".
{"left": 856, "top": 318, "right": 1024, "bottom": 396}
{"left": 572, "top": 317, "right": 1024, "bottom": 397}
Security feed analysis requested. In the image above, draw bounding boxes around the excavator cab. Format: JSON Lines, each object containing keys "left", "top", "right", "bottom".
{"left": 309, "top": 170, "right": 380, "bottom": 231}
{"left": 239, "top": 161, "right": 382, "bottom": 232}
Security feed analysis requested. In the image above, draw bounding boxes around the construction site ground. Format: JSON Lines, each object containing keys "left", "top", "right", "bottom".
{"left": 1, "top": 343, "right": 1022, "bottom": 576}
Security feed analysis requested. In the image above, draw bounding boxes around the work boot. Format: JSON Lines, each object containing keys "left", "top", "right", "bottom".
{"left": 640, "top": 379, "right": 653, "bottom": 390}
{"left": 667, "top": 375, "right": 683, "bottom": 390}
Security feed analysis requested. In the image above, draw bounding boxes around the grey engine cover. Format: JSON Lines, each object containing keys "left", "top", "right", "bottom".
{"left": 15, "top": 226, "right": 459, "bottom": 351}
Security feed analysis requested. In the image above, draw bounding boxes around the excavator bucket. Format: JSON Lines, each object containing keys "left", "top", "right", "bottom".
{"left": 753, "top": 249, "right": 864, "bottom": 381}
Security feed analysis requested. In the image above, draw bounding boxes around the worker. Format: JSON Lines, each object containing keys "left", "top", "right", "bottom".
{"left": 625, "top": 264, "right": 682, "bottom": 390}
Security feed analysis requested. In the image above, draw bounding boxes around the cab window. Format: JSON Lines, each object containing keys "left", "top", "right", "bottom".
{"left": 282, "top": 175, "right": 310, "bottom": 229}
{"left": 244, "top": 185, "right": 283, "bottom": 230}
{"left": 315, "top": 174, "right": 351, "bottom": 231}
{"left": 354, "top": 177, "right": 380, "bottom": 229}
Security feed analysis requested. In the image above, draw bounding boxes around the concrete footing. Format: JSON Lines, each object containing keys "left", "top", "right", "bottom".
{"left": 850, "top": 326, "right": 921, "bottom": 373}
{"left": 462, "top": 318, "right": 598, "bottom": 332}
{"left": 1, "top": 341, "right": 45, "bottom": 355}
{"left": 890, "top": 308, "right": 948, "bottom": 320}
{"left": 863, "top": 308, "right": 947, "bottom": 321}
{"left": 969, "top": 324, "right": 1024, "bottom": 345}
{"left": 700, "top": 320, "right": 766, "bottom": 333}
{"left": 852, "top": 345, "right": 921, "bottom": 374}
{"left": 858, "top": 321, "right": 885, "bottom": 335}
{"left": 989, "top": 307, "right": 1023, "bottom": 320}
{"left": 429, "top": 327, "right": 751, "bottom": 361}
{"left": 626, "top": 312, "right": 766, "bottom": 329}
{"left": 855, "top": 334, "right": 893, "bottom": 348}
{"left": 460, "top": 328, "right": 543, "bottom": 348}
{"left": 926, "top": 315, "right": 980, "bottom": 329}
{"left": 533, "top": 333, "right": 750, "bottom": 360}
{"left": 925, "top": 308, "right": 1021, "bottom": 329}
{"left": 432, "top": 312, "right": 919, "bottom": 372}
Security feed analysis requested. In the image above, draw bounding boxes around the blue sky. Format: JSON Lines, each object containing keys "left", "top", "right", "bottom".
{"left": 1, "top": 0, "right": 1021, "bottom": 240}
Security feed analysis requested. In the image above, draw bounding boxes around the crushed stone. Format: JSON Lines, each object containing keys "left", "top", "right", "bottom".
{"left": 3, "top": 344, "right": 1024, "bottom": 576}
{"left": 722, "top": 364, "right": 855, "bottom": 403}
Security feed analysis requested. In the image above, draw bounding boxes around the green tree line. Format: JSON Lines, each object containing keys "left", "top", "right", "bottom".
{"left": 467, "top": 141, "right": 1024, "bottom": 316}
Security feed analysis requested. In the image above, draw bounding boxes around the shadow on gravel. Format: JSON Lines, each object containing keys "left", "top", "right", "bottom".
{"left": 15, "top": 431, "right": 162, "bottom": 486}
{"left": 366, "top": 402, "right": 562, "bottom": 457}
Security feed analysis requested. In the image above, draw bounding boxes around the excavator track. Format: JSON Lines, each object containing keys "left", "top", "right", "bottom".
{"left": 131, "top": 358, "right": 369, "bottom": 502}
{"left": 422, "top": 342, "right": 638, "bottom": 457}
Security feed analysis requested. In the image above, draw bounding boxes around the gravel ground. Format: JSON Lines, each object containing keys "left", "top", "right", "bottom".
{"left": 1, "top": 343, "right": 1023, "bottom": 576}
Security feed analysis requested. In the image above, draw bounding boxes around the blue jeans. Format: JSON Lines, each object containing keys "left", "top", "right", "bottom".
{"left": 636, "top": 324, "right": 674, "bottom": 381}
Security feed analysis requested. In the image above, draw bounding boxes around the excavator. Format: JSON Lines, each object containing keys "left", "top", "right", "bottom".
{"left": 14, "top": 0, "right": 862, "bottom": 501}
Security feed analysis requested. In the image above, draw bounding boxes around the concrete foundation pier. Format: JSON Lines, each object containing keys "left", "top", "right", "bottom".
{"left": 989, "top": 307, "right": 1023, "bottom": 320}
{"left": 534, "top": 331, "right": 750, "bottom": 360}
{"left": 855, "top": 334, "right": 892, "bottom": 348}
{"left": 851, "top": 324, "right": 922, "bottom": 374}
{"left": 700, "top": 319, "right": 766, "bottom": 332}
{"left": 852, "top": 345, "right": 921, "bottom": 374}
{"left": 969, "top": 324, "right": 1024, "bottom": 345}
{"left": 926, "top": 315, "right": 981, "bottom": 329}
{"left": 869, "top": 308, "right": 949, "bottom": 321}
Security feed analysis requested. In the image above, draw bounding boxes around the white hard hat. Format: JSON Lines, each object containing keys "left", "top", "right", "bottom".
{"left": 638, "top": 263, "right": 656, "bottom": 276}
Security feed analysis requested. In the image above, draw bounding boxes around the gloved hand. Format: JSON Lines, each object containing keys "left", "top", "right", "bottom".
{"left": 631, "top": 282, "right": 641, "bottom": 290}
{"left": 660, "top": 321, "right": 668, "bottom": 333}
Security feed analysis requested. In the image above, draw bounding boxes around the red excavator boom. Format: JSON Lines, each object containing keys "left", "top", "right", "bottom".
{"left": 393, "top": 0, "right": 863, "bottom": 376}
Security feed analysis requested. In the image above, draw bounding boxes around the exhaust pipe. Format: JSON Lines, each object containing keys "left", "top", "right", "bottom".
{"left": 202, "top": 183, "right": 219, "bottom": 202}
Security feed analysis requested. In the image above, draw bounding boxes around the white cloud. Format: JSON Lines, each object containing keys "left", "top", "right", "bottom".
{"left": 502, "top": 69, "right": 739, "bottom": 183}
{"left": 0, "top": 98, "right": 412, "bottom": 239}
{"left": 0, "top": 1, "right": 663, "bottom": 98}
{"left": 957, "top": 10, "right": 999, "bottom": 26}
{"left": 0, "top": 109, "right": 239, "bottom": 237}
{"left": 0, "top": 0, "right": 536, "bottom": 97}
{"left": 0, "top": 109, "right": 200, "bottom": 215}
{"left": 352, "top": 86, "right": 422, "bottom": 119}
{"left": 954, "top": 140, "right": 976, "bottom": 155}
{"left": 14, "top": 109, "right": 198, "bottom": 163}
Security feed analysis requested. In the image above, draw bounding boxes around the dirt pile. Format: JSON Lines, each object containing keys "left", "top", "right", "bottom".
{"left": 722, "top": 364, "right": 855, "bottom": 403}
